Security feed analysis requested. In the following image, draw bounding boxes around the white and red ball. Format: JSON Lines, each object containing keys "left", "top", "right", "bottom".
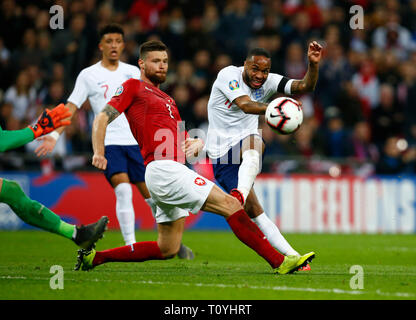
{"left": 265, "top": 97, "right": 303, "bottom": 134}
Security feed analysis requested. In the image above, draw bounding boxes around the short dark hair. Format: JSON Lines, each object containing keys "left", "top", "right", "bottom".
{"left": 99, "top": 23, "right": 124, "bottom": 40}
{"left": 246, "top": 47, "right": 271, "bottom": 60}
{"left": 139, "top": 40, "right": 168, "bottom": 59}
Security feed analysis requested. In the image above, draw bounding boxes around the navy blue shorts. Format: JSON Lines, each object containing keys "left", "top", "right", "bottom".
{"left": 104, "top": 145, "right": 145, "bottom": 183}
{"left": 211, "top": 135, "right": 265, "bottom": 193}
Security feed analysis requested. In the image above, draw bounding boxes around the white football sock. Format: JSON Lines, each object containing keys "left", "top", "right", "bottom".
{"left": 238, "top": 149, "right": 260, "bottom": 200}
{"left": 252, "top": 212, "right": 299, "bottom": 256}
{"left": 145, "top": 197, "right": 157, "bottom": 216}
{"left": 114, "top": 183, "right": 136, "bottom": 246}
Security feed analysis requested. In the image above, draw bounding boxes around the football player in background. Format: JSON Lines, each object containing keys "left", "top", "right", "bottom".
{"left": 35, "top": 24, "right": 193, "bottom": 259}
{"left": 0, "top": 104, "right": 108, "bottom": 249}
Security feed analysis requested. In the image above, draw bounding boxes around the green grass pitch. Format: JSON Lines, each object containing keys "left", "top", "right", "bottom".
{"left": 0, "top": 230, "right": 415, "bottom": 300}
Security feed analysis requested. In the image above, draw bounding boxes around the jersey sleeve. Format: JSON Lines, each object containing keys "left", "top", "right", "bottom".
{"left": 0, "top": 127, "right": 34, "bottom": 152}
{"left": 269, "top": 73, "right": 293, "bottom": 95}
{"left": 67, "top": 70, "right": 89, "bottom": 108}
{"left": 216, "top": 67, "right": 247, "bottom": 103}
{"left": 107, "top": 79, "right": 137, "bottom": 113}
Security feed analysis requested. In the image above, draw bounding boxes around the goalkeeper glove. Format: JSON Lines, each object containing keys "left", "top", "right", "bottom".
{"left": 29, "top": 103, "right": 72, "bottom": 139}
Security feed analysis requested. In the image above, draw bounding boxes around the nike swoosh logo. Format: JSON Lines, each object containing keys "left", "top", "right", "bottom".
{"left": 269, "top": 114, "right": 282, "bottom": 118}
{"left": 145, "top": 86, "right": 153, "bottom": 92}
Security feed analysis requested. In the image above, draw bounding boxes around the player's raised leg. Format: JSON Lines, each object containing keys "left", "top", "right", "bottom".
{"left": 229, "top": 135, "right": 310, "bottom": 269}
{"left": 202, "top": 184, "right": 314, "bottom": 274}
{"left": 0, "top": 178, "right": 108, "bottom": 249}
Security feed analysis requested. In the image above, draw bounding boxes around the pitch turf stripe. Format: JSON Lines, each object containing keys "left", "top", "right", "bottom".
{"left": 1, "top": 275, "right": 414, "bottom": 298}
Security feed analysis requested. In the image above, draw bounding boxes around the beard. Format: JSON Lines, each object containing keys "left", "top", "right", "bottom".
{"left": 146, "top": 71, "right": 166, "bottom": 85}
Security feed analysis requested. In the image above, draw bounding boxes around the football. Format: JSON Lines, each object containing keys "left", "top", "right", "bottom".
{"left": 265, "top": 97, "right": 303, "bottom": 134}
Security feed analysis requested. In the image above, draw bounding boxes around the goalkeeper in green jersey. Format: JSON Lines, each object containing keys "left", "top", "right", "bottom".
{"left": 0, "top": 104, "right": 108, "bottom": 249}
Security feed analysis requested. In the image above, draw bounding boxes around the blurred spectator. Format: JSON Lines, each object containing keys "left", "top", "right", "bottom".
{"left": 0, "top": 102, "right": 15, "bottom": 129}
{"left": 352, "top": 59, "right": 380, "bottom": 117}
{"left": 183, "top": 16, "right": 216, "bottom": 60}
{"left": 151, "top": 9, "right": 185, "bottom": 62}
{"left": 201, "top": 2, "right": 220, "bottom": 34}
{"left": 253, "top": 29, "right": 284, "bottom": 74}
{"left": 370, "top": 83, "right": 404, "bottom": 148}
{"left": 39, "top": 80, "right": 66, "bottom": 108}
{"left": 127, "top": 0, "right": 167, "bottom": 32}
{"left": 51, "top": 13, "right": 89, "bottom": 83}
{"left": 402, "top": 0, "right": 416, "bottom": 34}
{"left": 284, "top": 42, "right": 307, "bottom": 79}
{"left": 283, "top": 11, "right": 313, "bottom": 51}
{"left": 215, "top": 0, "right": 261, "bottom": 63}
{"left": 0, "top": 0, "right": 26, "bottom": 51}
{"left": 376, "top": 50, "right": 401, "bottom": 86}
{"left": 320, "top": 106, "right": 350, "bottom": 158}
{"left": 348, "top": 121, "right": 379, "bottom": 163}
{"left": 211, "top": 53, "right": 232, "bottom": 76}
{"left": 372, "top": 12, "right": 415, "bottom": 61}
{"left": 376, "top": 136, "right": 416, "bottom": 174}
{"left": 3, "top": 70, "right": 36, "bottom": 125}
{"left": 171, "top": 84, "right": 196, "bottom": 130}
{"left": 0, "top": 37, "right": 12, "bottom": 90}
{"left": 13, "top": 28, "right": 43, "bottom": 69}
{"left": 293, "top": 117, "right": 322, "bottom": 158}
{"left": 334, "top": 81, "right": 364, "bottom": 128}
{"left": 317, "top": 43, "right": 353, "bottom": 108}
{"left": 193, "top": 95, "right": 209, "bottom": 133}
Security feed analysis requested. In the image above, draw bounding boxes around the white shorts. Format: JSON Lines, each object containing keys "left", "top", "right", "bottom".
{"left": 145, "top": 160, "right": 215, "bottom": 223}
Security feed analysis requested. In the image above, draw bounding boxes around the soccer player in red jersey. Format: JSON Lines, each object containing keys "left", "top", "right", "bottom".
{"left": 76, "top": 40, "right": 315, "bottom": 274}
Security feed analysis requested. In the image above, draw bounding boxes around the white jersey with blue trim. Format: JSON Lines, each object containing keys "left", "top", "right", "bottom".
{"left": 205, "top": 66, "right": 293, "bottom": 159}
{"left": 68, "top": 61, "right": 141, "bottom": 146}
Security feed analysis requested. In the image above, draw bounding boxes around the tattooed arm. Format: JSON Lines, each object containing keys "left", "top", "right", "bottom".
{"left": 290, "top": 41, "right": 323, "bottom": 94}
{"left": 91, "top": 104, "right": 120, "bottom": 170}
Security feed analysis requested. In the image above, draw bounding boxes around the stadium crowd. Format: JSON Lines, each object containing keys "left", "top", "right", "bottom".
{"left": 0, "top": 0, "right": 416, "bottom": 176}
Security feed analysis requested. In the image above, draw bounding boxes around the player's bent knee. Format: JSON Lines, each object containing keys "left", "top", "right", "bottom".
{"left": 222, "top": 195, "right": 242, "bottom": 217}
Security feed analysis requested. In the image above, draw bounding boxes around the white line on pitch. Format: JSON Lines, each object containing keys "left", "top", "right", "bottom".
{"left": 1, "top": 275, "right": 414, "bottom": 298}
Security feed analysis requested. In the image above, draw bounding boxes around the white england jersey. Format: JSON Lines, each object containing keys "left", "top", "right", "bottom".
{"left": 68, "top": 61, "right": 141, "bottom": 146}
{"left": 205, "top": 66, "right": 293, "bottom": 159}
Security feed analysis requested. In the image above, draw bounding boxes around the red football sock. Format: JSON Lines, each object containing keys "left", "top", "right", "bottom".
{"left": 226, "top": 209, "right": 285, "bottom": 268}
{"left": 93, "top": 241, "right": 165, "bottom": 266}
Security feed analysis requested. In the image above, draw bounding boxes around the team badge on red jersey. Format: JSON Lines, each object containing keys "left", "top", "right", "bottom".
{"left": 194, "top": 177, "right": 206, "bottom": 186}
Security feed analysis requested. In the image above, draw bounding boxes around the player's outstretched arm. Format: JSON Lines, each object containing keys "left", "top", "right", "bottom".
{"left": 0, "top": 126, "right": 34, "bottom": 152}
{"left": 92, "top": 104, "right": 120, "bottom": 170}
{"left": 290, "top": 41, "right": 322, "bottom": 94}
{"left": 233, "top": 95, "right": 268, "bottom": 115}
{"left": 34, "top": 102, "right": 77, "bottom": 157}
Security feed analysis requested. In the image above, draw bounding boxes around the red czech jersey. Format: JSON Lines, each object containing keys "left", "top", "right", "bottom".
{"left": 108, "top": 78, "right": 186, "bottom": 165}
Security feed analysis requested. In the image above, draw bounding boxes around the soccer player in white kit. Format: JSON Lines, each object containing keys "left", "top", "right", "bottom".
{"left": 35, "top": 24, "right": 193, "bottom": 258}
{"left": 205, "top": 43, "right": 322, "bottom": 269}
